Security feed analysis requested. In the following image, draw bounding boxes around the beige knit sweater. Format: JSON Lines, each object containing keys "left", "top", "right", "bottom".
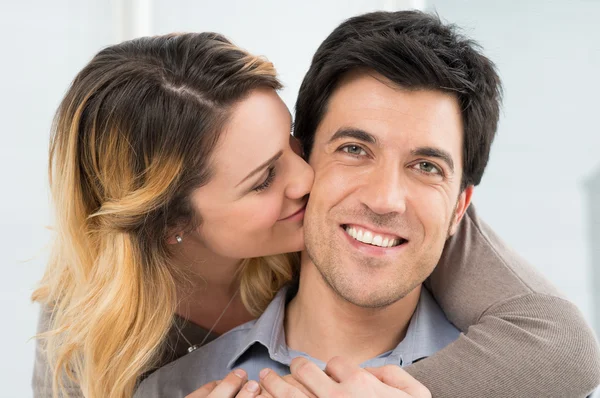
{"left": 406, "top": 205, "right": 600, "bottom": 397}
{"left": 33, "top": 205, "right": 600, "bottom": 397}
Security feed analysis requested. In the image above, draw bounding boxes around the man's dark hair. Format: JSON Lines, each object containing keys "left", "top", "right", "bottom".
{"left": 294, "top": 10, "right": 502, "bottom": 188}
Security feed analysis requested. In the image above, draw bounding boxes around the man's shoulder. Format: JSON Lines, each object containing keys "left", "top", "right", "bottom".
{"left": 134, "top": 320, "right": 256, "bottom": 397}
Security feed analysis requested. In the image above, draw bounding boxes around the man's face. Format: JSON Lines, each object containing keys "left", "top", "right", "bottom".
{"left": 303, "top": 71, "right": 473, "bottom": 308}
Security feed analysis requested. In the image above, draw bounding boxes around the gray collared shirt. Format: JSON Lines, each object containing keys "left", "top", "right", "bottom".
{"left": 134, "top": 286, "right": 460, "bottom": 398}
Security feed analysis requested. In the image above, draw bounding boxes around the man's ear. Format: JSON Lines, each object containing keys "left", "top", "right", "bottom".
{"left": 448, "top": 185, "right": 474, "bottom": 236}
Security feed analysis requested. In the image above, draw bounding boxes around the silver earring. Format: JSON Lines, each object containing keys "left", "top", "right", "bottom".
{"left": 175, "top": 235, "right": 183, "bottom": 244}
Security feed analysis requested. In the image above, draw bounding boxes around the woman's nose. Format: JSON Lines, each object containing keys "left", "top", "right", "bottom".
{"left": 285, "top": 153, "right": 314, "bottom": 199}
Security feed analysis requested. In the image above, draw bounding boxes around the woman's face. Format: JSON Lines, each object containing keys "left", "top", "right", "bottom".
{"left": 189, "top": 88, "right": 314, "bottom": 259}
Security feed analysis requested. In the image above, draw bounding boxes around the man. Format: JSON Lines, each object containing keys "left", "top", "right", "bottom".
{"left": 135, "top": 11, "right": 600, "bottom": 398}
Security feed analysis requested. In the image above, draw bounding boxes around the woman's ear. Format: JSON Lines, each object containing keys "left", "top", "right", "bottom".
{"left": 166, "top": 233, "right": 184, "bottom": 245}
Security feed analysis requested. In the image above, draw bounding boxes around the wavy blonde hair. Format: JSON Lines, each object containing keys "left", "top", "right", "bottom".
{"left": 32, "top": 33, "right": 297, "bottom": 398}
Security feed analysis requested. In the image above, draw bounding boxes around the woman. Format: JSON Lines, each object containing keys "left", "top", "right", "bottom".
{"left": 32, "top": 32, "right": 598, "bottom": 398}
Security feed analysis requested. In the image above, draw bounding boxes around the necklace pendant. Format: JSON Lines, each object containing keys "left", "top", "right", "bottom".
{"left": 187, "top": 344, "right": 201, "bottom": 353}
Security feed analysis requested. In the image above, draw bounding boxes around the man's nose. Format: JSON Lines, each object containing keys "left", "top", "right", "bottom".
{"left": 360, "top": 167, "right": 407, "bottom": 215}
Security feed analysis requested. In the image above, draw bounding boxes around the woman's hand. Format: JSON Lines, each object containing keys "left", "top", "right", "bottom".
{"left": 186, "top": 369, "right": 261, "bottom": 398}
{"left": 258, "top": 357, "right": 431, "bottom": 398}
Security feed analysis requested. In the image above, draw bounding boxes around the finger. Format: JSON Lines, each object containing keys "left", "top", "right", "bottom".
{"left": 234, "top": 380, "right": 261, "bottom": 398}
{"left": 206, "top": 369, "right": 248, "bottom": 397}
{"left": 256, "top": 391, "right": 273, "bottom": 398}
{"left": 259, "top": 368, "right": 309, "bottom": 398}
{"left": 365, "top": 366, "right": 431, "bottom": 398}
{"left": 289, "top": 357, "right": 336, "bottom": 397}
{"left": 185, "top": 380, "right": 219, "bottom": 398}
{"left": 281, "top": 374, "right": 317, "bottom": 398}
{"left": 324, "top": 356, "right": 359, "bottom": 382}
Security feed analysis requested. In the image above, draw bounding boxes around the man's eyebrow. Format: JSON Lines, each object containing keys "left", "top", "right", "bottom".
{"left": 411, "top": 147, "right": 455, "bottom": 172}
{"left": 236, "top": 150, "right": 283, "bottom": 187}
{"left": 328, "top": 128, "right": 378, "bottom": 145}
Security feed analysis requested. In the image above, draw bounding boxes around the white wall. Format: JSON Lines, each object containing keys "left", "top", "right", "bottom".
{"left": 1, "top": 2, "right": 117, "bottom": 396}
{"left": 1, "top": 1, "right": 597, "bottom": 396}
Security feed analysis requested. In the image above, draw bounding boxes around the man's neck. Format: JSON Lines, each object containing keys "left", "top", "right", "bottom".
{"left": 285, "top": 255, "right": 421, "bottom": 366}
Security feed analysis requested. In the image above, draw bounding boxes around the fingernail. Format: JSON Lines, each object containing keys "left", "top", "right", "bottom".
{"left": 234, "top": 369, "right": 246, "bottom": 378}
{"left": 259, "top": 368, "right": 270, "bottom": 379}
{"left": 246, "top": 380, "right": 259, "bottom": 392}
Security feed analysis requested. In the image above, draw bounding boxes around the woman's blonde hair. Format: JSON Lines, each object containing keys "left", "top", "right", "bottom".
{"left": 32, "top": 32, "right": 296, "bottom": 398}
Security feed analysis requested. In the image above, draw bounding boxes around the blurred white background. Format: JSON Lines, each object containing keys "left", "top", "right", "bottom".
{"left": 1, "top": 0, "right": 598, "bottom": 396}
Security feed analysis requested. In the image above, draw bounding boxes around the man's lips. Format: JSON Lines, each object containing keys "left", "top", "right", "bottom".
{"left": 341, "top": 223, "right": 408, "bottom": 248}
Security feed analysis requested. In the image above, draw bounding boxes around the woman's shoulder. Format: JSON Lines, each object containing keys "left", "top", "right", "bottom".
{"left": 32, "top": 305, "right": 84, "bottom": 398}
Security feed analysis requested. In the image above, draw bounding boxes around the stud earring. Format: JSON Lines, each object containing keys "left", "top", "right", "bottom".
{"left": 175, "top": 235, "right": 183, "bottom": 244}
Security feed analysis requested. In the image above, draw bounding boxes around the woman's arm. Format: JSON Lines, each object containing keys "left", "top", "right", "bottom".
{"left": 33, "top": 307, "right": 84, "bottom": 398}
{"left": 405, "top": 205, "right": 600, "bottom": 398}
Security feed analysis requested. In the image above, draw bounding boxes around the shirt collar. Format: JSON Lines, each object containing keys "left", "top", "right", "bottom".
{"left": 391, "top": 287, "right": 460, "bottom": 365}
{"left": 227, "top": 285, "right": 459, "bottom": 369}
{"left": 227, "top": 285, "right": 292, "bottom": 369}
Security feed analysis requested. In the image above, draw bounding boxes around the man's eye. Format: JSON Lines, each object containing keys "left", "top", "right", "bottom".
{"left": 414, "top": 161, "right": 441, "bottom": 175}
{"left": 341, "top": 145, "right": 367, "bottom": 156}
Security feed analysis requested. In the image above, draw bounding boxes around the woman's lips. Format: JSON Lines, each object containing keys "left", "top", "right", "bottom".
{"left": 279, "top": 204, "right": 307, "bottom": 221}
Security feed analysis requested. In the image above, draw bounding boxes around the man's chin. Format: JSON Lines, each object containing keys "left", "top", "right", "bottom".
{"left": 329, "top": 281, "right": 409, "bottom": 309}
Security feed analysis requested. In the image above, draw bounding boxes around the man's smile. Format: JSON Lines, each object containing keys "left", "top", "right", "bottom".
{"left": 338, "top": 223, "right": 409, "bottom": 256}
{"left": 342, "top": 224, "right": 407, "bottom": 248}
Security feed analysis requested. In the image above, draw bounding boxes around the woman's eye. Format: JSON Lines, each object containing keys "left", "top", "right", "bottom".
{"left": 414, "top": 161, "right": 441, "bottom": 175}
{"left": 341, "top": 145, "right": 367, "bottom": 156}
{"left": 253, "top": 166, "right": 276, "bottom": 192}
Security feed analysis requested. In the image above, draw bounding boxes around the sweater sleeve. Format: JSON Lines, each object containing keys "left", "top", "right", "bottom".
{"left": 32, "top": 306, "right": 84, "bottom": 398}
{"left": 404, "top": 205, "right": 600, "bottom": 398}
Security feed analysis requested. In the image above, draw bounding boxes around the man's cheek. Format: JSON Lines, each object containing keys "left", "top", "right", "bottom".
{"left": 322, "top": 165, "right": 362, "bottom": 193}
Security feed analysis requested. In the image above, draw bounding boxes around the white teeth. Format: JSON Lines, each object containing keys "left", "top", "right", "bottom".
{"left": 372, "top": 235, "right": 383, "bottom": 246}
{"left": 344, "top": 226, "right": 403, "bottom": 248}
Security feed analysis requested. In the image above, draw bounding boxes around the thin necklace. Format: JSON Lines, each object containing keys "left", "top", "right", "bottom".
{"left": 181, "top": 288, "right": 239, "bottom": 353}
